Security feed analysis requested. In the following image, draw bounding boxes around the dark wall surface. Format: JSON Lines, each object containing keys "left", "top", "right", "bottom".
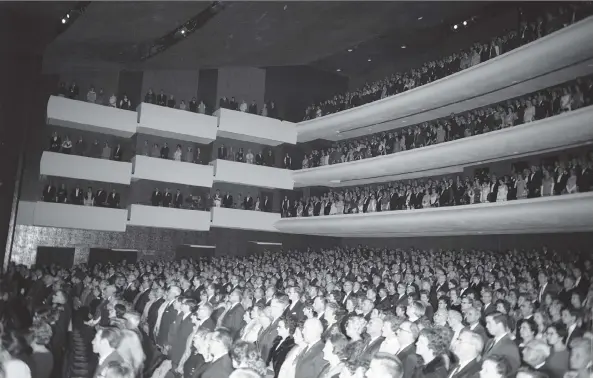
{"left": 198, "top": 69, "right": 218, "bottom": 114}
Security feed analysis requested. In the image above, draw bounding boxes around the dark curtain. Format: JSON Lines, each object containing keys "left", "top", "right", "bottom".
{"left": 89, "top": 248, "right": 138, "bottom": 266}
{"left": 197, "top": 69, "right": 218, "bottom": 115}
{"left": 36, "top": 247, "right": 75, "bottom": 268}
{"left": 117, "top": 70, "right": 144, "bottom": 111}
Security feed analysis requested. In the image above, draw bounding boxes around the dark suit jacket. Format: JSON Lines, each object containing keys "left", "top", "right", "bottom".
{"left": 157, "top": 303, "right": 178, "bottom": 346}
{"left": 95, "top": 190, "right": 107, "bottom": 206}
{"left": 566, "top": 324, "right": 585, "bottom": 347}
{"left": 483, "top": 334, "right": 521, "bottom": 376}
{"left": 162, "top": 192, "right": 173, "bottom": 207}
{"left": 287, "top": 301, "right": 305, "bottom": 322}
{"left": 396, "top": 344, "right": 419, "bottom": 378}
{"left": 294, "top": 341, "right": 328, "bottom": 378}
{"left": 133, "top": 289, "right": 151, "bottom": 313}
{"left": 243, "top": 196, "right": 254, "bottom": 210}
{"left": 269, "top": 336, "right": 296, "bottom": 377}
{"left": 222, "top": 195, "right": 233, "bottom": 208}
{"left": 538, "top": 282, "right": 560, "bottom": 303}
{"left": 173, "top": 193, "right": 183, "bottom": 208}
{"left": 106, "top": 193, "right": 120, "bottom": 208}
{"left": 450, "top": 358, "right": 481, "bottom": 378}
{"left": 258, "top": 318, "right": 281, "bottom": 362}
{"left": 151, "top": 191, "right": 162, "bottom": 206}
{"left": 464, "top": 324, "right": 487, "bottom": 344}
{"left": 197, "top": 354, "right": 234, "bottom": 378}
{"left": 168, "top": 314, "right": 195, "bottom": 366}
{"left": 147, "top": 298, "right": 165, "bottom": 340}
{"left": 262, "top": 198, "right": 271, "bottom": 212}
{"left": 42, "top": 185, "right": 56, "bottom": 202}
{"left": 218, "top": 146, "right": 227, "bottom": 160}
{"left": 361, "top": 336, "right": 384, "bottom": 362}
{"left": 218, "top": 303, "right": 245, "bottom": 339}
{"left": 70, "top": 188, "right": 84, "bottom": 205}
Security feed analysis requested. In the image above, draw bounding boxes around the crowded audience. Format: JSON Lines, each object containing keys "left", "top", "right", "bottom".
{"left": 302, "top": 3, "right": 593, "bottom": 120}
{"left": 285, "top": 150, "right": 593, "bottom": 217}
{"left": 139, "top": 140, "right": 206, "bottom": 165}
{"left": 56, "top": 81, "right": 134, "bottom": 111}
{"left": 41, "top": 181, "right": 121, "bottom": 208}
{"left": 48, "top": 131, "right": 127, "bottom": 161}
{"left": 218, "top": 96, "right": 280, "bottom": 119}
{"left": 144, "top": 88, "right": 210, "bottom": 115}
{"left": 217, "top": 145, "right": 294, "bottom": 170}
{"left": 299, "top": 75, "right": 593, "bottom": 169}
{"left": 212, "top": 189, "right": 274, "bottom": 213}
{"left": 1, "top": 244, "right": 592, "bottom": 378}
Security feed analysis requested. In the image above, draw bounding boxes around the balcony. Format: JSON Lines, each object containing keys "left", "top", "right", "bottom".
{"left": 210, "top": 207, "right": 281, "bottom": 232}
{"left": 274, "top": 193, "right": 593, "bottom": 237}
{"left": 32, "top": 201, "right": 128, "bottom": 232}
{"left": 127, "top": 204, "right": 211, "bottom": 231}
{"left": 292, "top": 106, "right": 593, "bottom": 187}
{"left": 131, "top": 155, "right": 214, "bottom": 187}
{"left": 47, "top": 96, "right": 137, "bottom": 138}
{"left": 213, "top": 159, "right": 294, "bottom": 189}
{"left": 137, "top": 103, "right": 218, "bottom": 144}
{"left": 215, "top": 108, "right": 297, "bottom": 146}
{"left": 296, "top": 16, "right": 593, "bottom": 142}
{"left": 40, "top": 151, "right": 133, "bottom": 184}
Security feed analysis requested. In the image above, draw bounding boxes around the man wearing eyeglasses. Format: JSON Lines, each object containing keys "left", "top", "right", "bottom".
{"left": 395, "top": 321, "right": 419, "bottom": 378}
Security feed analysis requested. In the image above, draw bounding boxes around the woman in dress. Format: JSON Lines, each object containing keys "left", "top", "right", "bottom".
{"left": 544, "top": 323, "right": 570, "bottom": 378}
{"left": 173, "top": 144, "right": 182, "bottom": 161}
{"left": 422, "top": 189, "right": 431, "bottom": 208}
{"left": 277, "top": 325, "right": 306, "bottom": 378}
{"left": 245, "top": 149, "right": 254, "bottom": 164}
{"left": 185, "top": 146, "right": 194, "bottom": 163}
{"left": 329, "top": 195, "right": 338, "bottom": 215}
{"left": 560, "top": 87, "right": 572, "bottom": 112}
{"left": 240, "top": 304, "right": 267, "bottom": 343}
{"left": 496, "top": 178, "right": 508, "bottom": 202}
{"left": 101, "top": 142, "right": 111, "bottom": 159}
{"left": 480, "top": 180, "right": 490, "bottom": 203}
{"left": 366, "top": 193, "right": 377, "bottom": 213}
{"left": 541, "top": 169, "right": 555, "bottom": 196}
{"left": 301, "top": 156, "right": 309, "bottom": 169}
{"left": 515, "top": 173, "right": 527, "bottom": 199}
{"left": 254, "top": 197, "right": 261, "bottom": 211}
{"left": 565, "top": 168, "right": 578, "bottom": 193}
{"left": 61, "top": 135, "right": 72, "bottom": 154}
{"left": 83, "top": 187, "right": 94, "bottom": 206}
{"left": 296, "top": 201, "right": 304, "bottom": 217}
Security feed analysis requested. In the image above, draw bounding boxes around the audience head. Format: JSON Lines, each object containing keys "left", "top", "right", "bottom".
{"left": 480, "top": 355, "right": 511, "bottom": 378}
{"left": 365, "top": 353, "right": 403, "bottom": 378}
{"left": 92, "top": 326, "right": 123, "bottom": 357}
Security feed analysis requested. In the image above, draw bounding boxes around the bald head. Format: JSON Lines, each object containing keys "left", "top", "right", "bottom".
{"left": 302, "top": 318, "right": 323, "bottom": 344}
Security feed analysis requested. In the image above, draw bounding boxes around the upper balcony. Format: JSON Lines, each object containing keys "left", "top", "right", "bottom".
{"left": 215, "top": 108, "right": 297, "bottom": 146}
{"left": 137, "top": 103, "right": 218, "bottom": 144}
{"left": 47, "top": 96, "right": 137, "bottom": 138}
{"left": 213, "top": 159, "right": 294, "bottom": 190}
{"left": 131, "top": 155, "right": 214, "bottom": 188}
{"left": 296, "top": 16, "right": 593, "bottom": 142}
{"left": 40, "top": 151, "right": 132, "bottom": 184}
{"left": 274, "top": 192, "right": 593, "bottom": 237}
{"left": 292, "top": 106, "right": 593, "bottom": 188}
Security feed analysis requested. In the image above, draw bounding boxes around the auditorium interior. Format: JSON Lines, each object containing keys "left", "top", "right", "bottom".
{"left": 0, "top": 2, "right": 592, "bottom": 378}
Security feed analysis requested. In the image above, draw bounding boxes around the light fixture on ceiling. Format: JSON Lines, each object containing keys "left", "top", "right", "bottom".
{"left": 367, "top": 58, "right": 372, "bottom": 62}
{"left": 417, "top": 16, "right": 423, "bottom": 20}
{"left": 330, "top": 180, "right": 341, "bottom": 183}
{"left": 463, "top": 20, "right": 468, "bottom": 26}
{"left": 66, "top": 13, "right": 70, "bottom": 19}
{"left": 61, "top": 18, "right": 67, "bottom": 24}
{"left": 336, "top": 68, "right": 341, "bottom": 72}
{"left": 453, "top": 24, "right": 458, "bottom": 30}
{"left": 401, "top": 45, "right": 406, "bottom": 49}
{"left": 347, "top": 48, "right": 353, "bottom": 52}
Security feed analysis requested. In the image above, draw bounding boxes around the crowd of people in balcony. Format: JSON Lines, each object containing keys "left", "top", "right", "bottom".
{"left": 139, "top": 140, "right": 206, "bottom": 164}
{"left": 218, "top": 96, "right": 280, "bottom": 119}
{"left": 302, "top": 3, "right": 593, "bottom": 120}
{"left": 56, "top": 81, "right": 134, "bottom": 110}
{"left": 217, "top": 144, "right": 294, "bottom": 169}
{"left": 41, "top": 181, "right": 121, "bottom": 208}
{"left": 2, "top": 243, "right": 592, "bottom": 378}
{"left": 284, "top": 152, "right": 592, "bottom": 217}
{"left": 144, "top": 88, "right": 209, "bottom": 114}
{"left": 212, "top": 189, "right": 274, "bottom": 213}
{"left": 300, "top": 76, "right": 593, "bottom": 169}
{"left": 48, "top": 131, "right": 126, "bottom": 161}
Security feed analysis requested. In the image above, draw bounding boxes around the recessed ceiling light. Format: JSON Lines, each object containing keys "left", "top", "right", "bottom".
{"left": 367, "top": 58, "right": 372, "bottom": 62}
{"left": 453, "top": 24, "right": 458, "bottom": 30}
{"left": 336, "top": 68, "right": 341, "bottom": 72}
{"left": 66, "top": 14, "right": 70, "bottom": 19}
{"left": 401, "top": 45, "right": 406, "bottom": 49}
{"left": 347, "top": 48, "right": 353, "bottom": 52}
{"left": 61, "top": 18, "right": 67, "bottom": 24}
{"left": 417, "top": 16, "right": 423, "bottom": 20}
{"left": 463, "top": 20, "right": 468, "bottom": 26}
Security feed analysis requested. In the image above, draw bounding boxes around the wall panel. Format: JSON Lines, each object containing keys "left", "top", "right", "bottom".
{"left": 141, "top": 69, "right": 200, "bottom": 107}
{"left": 217, "top": 67, "right": 266, "bottom": 112}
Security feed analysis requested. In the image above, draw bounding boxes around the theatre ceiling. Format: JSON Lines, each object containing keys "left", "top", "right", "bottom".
{"left": 39, "top": 1, "right": 502, "bottom": 71}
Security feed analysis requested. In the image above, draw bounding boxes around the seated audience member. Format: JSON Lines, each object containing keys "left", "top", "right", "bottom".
{"left": 366, "top": 352, "right": 404, "bottom": 378}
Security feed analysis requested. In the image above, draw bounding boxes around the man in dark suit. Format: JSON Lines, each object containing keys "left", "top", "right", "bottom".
{"left": 144, "top": 88, "right": 156, "bottom": 104}
{"left": 146, "top": 290, "right": 166, "bottom": 341}
{"left": 258, "top": 296, "right": 290, "bottom": 362}
{"left": 243, "top": 194, "right": 254, "bottom": 211}
{"left": 160, "top": 142, "right": 170, "bottom": 159}
{"left": 222, "top": 192, "right": 233, "bottom": 208}
{"left": 217, "top": 289, "right": 246, "bottom": 339}
{"left": 463, "top": 307, "right": 488, "bottom": 343}
{"left": 269, "top": 317, "right": 296, "bottom": 378}
{"left": 294, "top": 318, "right": 328, "bottom": 378}
{"left": 42, "top": 182, "right": 56, "bottom": 202}
{"left": 261, "top": 195, "right": 271, "bottom": 212}
{"left": 527, "top": 166, "right": 543, "bottom": 198}
{"left": 482, "top": 289, "right": 496, "bottom": 319}
{"left": 167, "top": 299, "right": 198, "bottom": 370}
{"left": 264, "top": 150, "right": 275, "bottom": 167}
{"left": 106, "top": 189, "right": 120, "bottom": 208}
{"left": 218, "top": 144, "right": 227, "bottom": 160}
{"left": 577, "top": 160, "right": 593, "bottom": 192}
{"left": 155, "top": 286, "right": 181, "bottom": 347}
{"left": 49, "top": 132, "right": 61, "bottom": 152}
{"left": 156, "top": 90, "right": 167, "bottom": 106}
{"left": 92, "top": 327, "right": 125, "bottom": 378}
{"left": 313, "top": 198, "right": 322, "bottom": 216}
{"left": 396, "top": 321, "right": 419, "bottom": 378}
{"left": 95, "top": 187, "right": 107, "bottom": 207}
{"left": 198, "top": 329, "right": 235, "bottom": 378}
{"left": 132, "top": 281, "right": 151, "bottom": 313}
{"left": 537, "top": 271, "right": 560, "bottom": 304}
{"left": 362, "top": 317, "right": 385, "bottom": 361}
{"left": 112, "top": 144, "right": 123, "bottom": 161}
{"left": 283, "top": 153, "right": 292, "bottom": 170}
{"left": 255, "top": 151, "right": 264, "bottom": 165}
{"left": 449, "top": 330, "right": 483, "bottom": 378}
{"left": 173, "top": 189, "right": 183, "bottom": 209}
{"left": 229, "top": 97, "right": 238, "bottom": 111}
{"left": 281, "top": 197, "right": 290, "bottom": 217}
{"left": 287, "top": 287, "right": 305, "bottom": 321}
{"left": 70, "top": 185, "right": 83, "bottom": 205}
{"left": 248, "top": 100, "right": 258, "bottom": 115}
{"left": 162, "top": 188, "right": 173, "bottom": 208}
{"left": 151, "top": 188, "right": 162, "bottom": 206}
{"left": 484, "top": 313, "right": 521, "bottom": 377}
{"left": 563, "top": 306, "right": 584, "bottom": 347}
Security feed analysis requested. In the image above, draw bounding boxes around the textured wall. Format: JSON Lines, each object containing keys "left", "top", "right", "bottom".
{"left": 216, "top": 67, "right": 266, "bottom": 111}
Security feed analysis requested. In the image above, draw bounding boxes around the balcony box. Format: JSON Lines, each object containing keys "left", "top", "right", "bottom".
{"left": 296, "top": 17, "right": 593, "bottom": 142}
{"left": 137, "top": 103, "right": 218, "bottom": 144}
{"left": 293, "top": 107, "right": 593, "bottom": 187}
{"left": 215, "top": 108, "right": 297, "bottom": 146}
{"left": 213, "top": 159, "right": 294, "bottom": 190}
{"left": 274, "top": 192, "right": 593, "bottom": 237}
{"left": 47, "top": 96, "right": 137, "bottom": 137}
{"left": 33, "top": 201, "right": 127, "bottom": 232}
{"left": 132, "top": 155, "right": 214, "bottom": 187}
{"left": 127, "top": 204, "right": 211, "bottom": 231}
{"left": 40, "top": 151, "right": 132, "bottom": 184}
{"left": 210, "top": 207, "right": 281, "bottom": 232}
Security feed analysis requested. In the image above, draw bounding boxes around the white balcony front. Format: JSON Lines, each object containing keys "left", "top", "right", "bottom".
{"left": 40, "top": 151, "right": 133, "bottom": 184}
{"left": 137, "top": 103, "right": 218, "bottom": 144}
{"left": 210, "top": 207, "right": 281, "bottom": 232}
{"left": 275, "top": 193, "right": 593, "bottom": 237}
{"left": 127, "top": 204, "right": 211, "bottom": 231}
{"left": 297, "top": 16, "right": 593, "bottom": 142}
{"left": 215, "top": 108, "right": 297, "bottom": 146}
{"left": 47, "top": 96, "right": 137, "bottom": 138}
{"left": 293, "top": 106, "right": 593, "bottom": 187}
{"left": 33, "top": 201, "right": 128, "bottom": 232}
{"left": 213, "top": 159, "right": 294, "bottom": 190}
{"left": 132, "top": 155, "right": 214, "bottom": 187}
